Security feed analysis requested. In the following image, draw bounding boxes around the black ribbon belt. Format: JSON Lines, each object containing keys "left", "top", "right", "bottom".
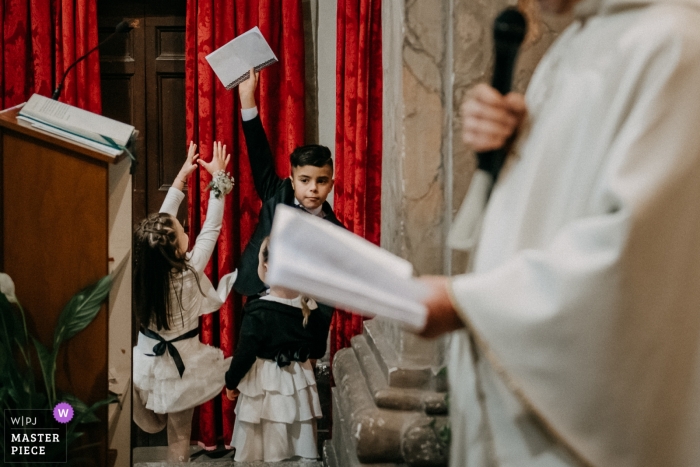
{"left": 274, "top": 346, "right": 311, "bottom": 368}
{"left": 140, "top": 327, "right": 199, "bottom": 378}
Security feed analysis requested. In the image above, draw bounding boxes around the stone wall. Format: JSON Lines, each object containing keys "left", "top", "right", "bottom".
{"left": 381, "top": 0, "right": 572, "bottom": 275}
{"left": 380, "top": 0, "right": 572, "bottom": 363}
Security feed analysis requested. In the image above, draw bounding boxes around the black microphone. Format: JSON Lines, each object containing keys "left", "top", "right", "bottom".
{"left": 477, "top": 8, "right": 527, "bottom": 180}
{"left": 52, "top": 21, "right": 131, "bottom": 101}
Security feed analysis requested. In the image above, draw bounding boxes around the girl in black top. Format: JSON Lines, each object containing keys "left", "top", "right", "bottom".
{"left": 225, "top": 237, "right": 332, "bottom": 462}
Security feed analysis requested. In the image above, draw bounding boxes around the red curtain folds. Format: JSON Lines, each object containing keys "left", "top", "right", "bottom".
{"left": 185, "top": 0, "right": 305, "bottom": 449}
{"left": 331, "top": 0, "right": 383, "bottom": 357}
{"left": 1, "top": 0, "right": 100, "bottom": 111}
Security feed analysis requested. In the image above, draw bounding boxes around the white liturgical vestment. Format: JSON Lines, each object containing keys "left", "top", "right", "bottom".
{"left": 447, "top": 0, "right": 700, "bottom": 466}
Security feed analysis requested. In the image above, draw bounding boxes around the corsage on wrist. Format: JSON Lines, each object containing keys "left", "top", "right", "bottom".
{"left": 208, "top": 170, "right": 234, "bottom": 198}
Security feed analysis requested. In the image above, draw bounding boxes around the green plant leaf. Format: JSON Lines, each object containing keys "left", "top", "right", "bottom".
{"left": 53, "top": 275, "right": 112, "bottom": 348}
{"left": 66, "top": 395, "right": 116, "bottom": 438}
{"left": 60, "top": 393, "right": 100, "bottom": 424}
{"left": 0, "top": 292, "right": 26, "bottom": 353}
{"left": 32, "top": 337, "right": 56, "bottom": 405}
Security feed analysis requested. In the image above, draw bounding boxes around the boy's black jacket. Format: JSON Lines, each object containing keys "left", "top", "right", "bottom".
{"left": 225, "top": 298, "right": 333, "bottom": 390}
{"left": 233, "top": 115, "right": 344, "bottom": 297}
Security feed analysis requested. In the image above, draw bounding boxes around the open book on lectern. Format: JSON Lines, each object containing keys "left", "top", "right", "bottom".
{"left": 17, "top": 93, "right": 137, "bottom": 157}
{"left": 266, "top": 205, "right": 429, "bottom": 331}
{"left": 205, "top": 26, "right": 278, "bottom": 90}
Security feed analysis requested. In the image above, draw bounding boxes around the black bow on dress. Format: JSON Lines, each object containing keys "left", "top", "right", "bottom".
{"left": 140, "top": 327, "right": 199, "bottom": 378}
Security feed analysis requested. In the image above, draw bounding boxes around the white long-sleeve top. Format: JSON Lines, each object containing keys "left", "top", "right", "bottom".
{"left": 447, "top": 0, "right": 700, "bottom": 466}
{"left": 152, "top": 187, "right": 237, "bottom": 340}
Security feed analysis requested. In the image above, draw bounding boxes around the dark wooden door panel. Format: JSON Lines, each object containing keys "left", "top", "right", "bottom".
{"left": 145, "top": 17, "right": 187, "bottom": 221}
{"left": 98, "top": 0, "right": 187, "bottom": 228}
{"left": 99, "top": 13, "right": 147, "bottom": 221}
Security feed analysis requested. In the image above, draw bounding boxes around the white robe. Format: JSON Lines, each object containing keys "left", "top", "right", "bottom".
{"left": 447, "top": 0, "right": 700, "bottom": 466}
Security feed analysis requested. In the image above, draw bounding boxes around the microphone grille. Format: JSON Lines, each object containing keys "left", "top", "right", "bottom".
{"left": 115, "top": 21, "right": 131, "bottom": 34}
{"left": 494, "top": 8, "right": 527, "bottom": 46}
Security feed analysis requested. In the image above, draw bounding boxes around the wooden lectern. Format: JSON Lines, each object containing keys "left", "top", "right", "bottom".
{"left": 0, "top": 105, "right": 132, "bottom": 467}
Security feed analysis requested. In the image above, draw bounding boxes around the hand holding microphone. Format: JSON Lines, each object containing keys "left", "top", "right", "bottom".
{"left": 461, "top": 83, "right": 526, "bottom": 153}
{"left": 447, "top": 8, "right": 527, "bottom": 252}
{"left": 461, "top": 8, "right": 527, "bottom": 180}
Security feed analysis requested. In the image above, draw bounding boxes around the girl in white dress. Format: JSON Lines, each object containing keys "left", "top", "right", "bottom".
{"left": 225, "top": 237, "right": 332, "bottom": 462}
{"left": 132, "top": 141, "right": 236, "bottom": 462}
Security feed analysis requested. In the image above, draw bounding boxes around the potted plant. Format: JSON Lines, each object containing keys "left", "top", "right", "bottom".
{"left": 0, "top": 272, "right": 116, "bottom": 466}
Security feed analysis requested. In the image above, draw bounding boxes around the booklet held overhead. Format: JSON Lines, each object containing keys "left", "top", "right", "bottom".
{"left": 266, "top": 205, "right": 429, "bottom": 331}
{"left": 205, "top": 26, "right": 278, "bottom": 90}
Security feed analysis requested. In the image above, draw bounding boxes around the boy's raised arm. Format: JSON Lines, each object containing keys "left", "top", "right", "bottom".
{"left": 239, "top": 69, "right": 284, "bottom": 201}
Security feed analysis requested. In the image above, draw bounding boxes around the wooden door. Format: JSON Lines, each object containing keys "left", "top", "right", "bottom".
{"left": 98, "top": 0, "right": 187, "bottom": 228}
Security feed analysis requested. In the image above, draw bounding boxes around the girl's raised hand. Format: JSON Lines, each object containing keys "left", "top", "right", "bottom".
{"left": 173, "top": 141, "right": 199, "bottom": 190}
{"left": 198, "top": 141, "right": 231, "bottom": 175}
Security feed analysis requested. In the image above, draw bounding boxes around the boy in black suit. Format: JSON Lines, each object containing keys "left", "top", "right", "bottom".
{"left": 233, "top": 69, "right": 345, "bottom": 298}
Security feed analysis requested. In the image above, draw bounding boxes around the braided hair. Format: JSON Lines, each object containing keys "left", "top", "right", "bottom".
{"left": 259, "top": 237, "right": 312, "bottom": 327}
{"left": 133, "top": 213, "right": 202, "bottom": 331}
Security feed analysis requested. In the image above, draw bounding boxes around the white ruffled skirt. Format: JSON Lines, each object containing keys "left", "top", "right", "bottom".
{"left": 133, "top": 331, "right": 231, "bottom": 414}
{"left": 231, "top": 358, "right": 322, "bottom": 462}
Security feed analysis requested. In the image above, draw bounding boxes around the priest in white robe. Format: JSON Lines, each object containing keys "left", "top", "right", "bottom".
{"left": 419, "top": 0, "right": 700, "bottom": 465}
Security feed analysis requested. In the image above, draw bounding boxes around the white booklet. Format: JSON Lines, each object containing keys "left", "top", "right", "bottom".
{"left": 266, "top": 205, "right": 429, "bottom": 331}
{"left": 18, "top": 93, "right": 136, "bottom": 157}
{"left": 205, "top": 26, "right": 278, "bottom": 90}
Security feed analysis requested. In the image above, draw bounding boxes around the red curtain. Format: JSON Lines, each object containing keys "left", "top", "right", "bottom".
{"left": 331, "top": 0, "right": 383, "bottom": 357}
{"left": 1, "top": 0, "right": 100, "bottom": 111}
{"left": 185, "top": 0, "right": 305, "bottom": 449}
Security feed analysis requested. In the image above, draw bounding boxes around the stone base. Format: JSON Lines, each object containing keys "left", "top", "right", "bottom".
{"left": 324, "top": 322, "right": 448, "bottom": 467}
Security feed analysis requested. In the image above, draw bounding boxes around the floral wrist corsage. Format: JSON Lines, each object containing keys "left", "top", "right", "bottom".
{"left": 208, "top": 170, "right": 234, "bottom": 198}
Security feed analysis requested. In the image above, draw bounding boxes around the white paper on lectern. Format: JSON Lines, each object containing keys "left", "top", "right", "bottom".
{"left": 19, "top": 94, "right": 135, "bottom": 153}
{"left": 266, "top": 205, "right": 428, "bottom": 331}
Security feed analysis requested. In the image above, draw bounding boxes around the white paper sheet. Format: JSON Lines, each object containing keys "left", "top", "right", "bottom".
{"left": 266, "top": 205, "right": 428, "bottom": 331}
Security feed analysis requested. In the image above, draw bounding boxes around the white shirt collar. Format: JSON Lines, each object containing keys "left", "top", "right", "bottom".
{"left": 294, "top": 197, "right": 324, "bottom": 217}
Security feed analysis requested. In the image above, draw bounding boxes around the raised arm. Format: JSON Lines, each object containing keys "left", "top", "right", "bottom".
{"left": 187, "top": 141, "right": 232, "bottom": 272}
{"left": 239, "top": 69, "right": 285, "bottom": 201}
{"left": 160, "top": 141, "right": 199, "bottom": 215}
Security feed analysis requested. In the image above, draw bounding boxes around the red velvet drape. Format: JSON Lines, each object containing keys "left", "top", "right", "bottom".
{"left": 1, "top": 0, "right": 100, "bottom": 111}
{"left": 185, "top": 0, "right": 305, "bottom": 449}
{"left": 331, "top": 0, "right": 383, "bottom": 357}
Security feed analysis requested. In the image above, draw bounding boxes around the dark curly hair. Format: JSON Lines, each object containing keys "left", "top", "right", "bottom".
{"left": 133, "top": 213, "right": 202, "bottom": 331}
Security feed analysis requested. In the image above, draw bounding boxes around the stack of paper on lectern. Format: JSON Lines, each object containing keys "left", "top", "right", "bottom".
{"left": 266, "top": 205, "right": 429, "bottom": 331}
{"left": 205, "top": 26, "right": 278, "bottom": 90}
{"left": 18, "top": 93, "right": 136, "bottom": 157}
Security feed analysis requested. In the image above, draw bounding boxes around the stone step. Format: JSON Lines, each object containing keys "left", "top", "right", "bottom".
{"left": 323, "top": 440, "right": 339, "bottom": 467}
{"left": 351, "top": 334, "right": 447, "bottom": 415}
{"left": 331, "top": 348, "right": 448, "bottom": 466}
{"left": 330, "top": 372, "right": 405, "bottom": 467}
{"left": 363, "top": 320, "right": 447, "bottom": 391}
{"left": 329, "top": 386, "right": 405, "bottom": 467}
